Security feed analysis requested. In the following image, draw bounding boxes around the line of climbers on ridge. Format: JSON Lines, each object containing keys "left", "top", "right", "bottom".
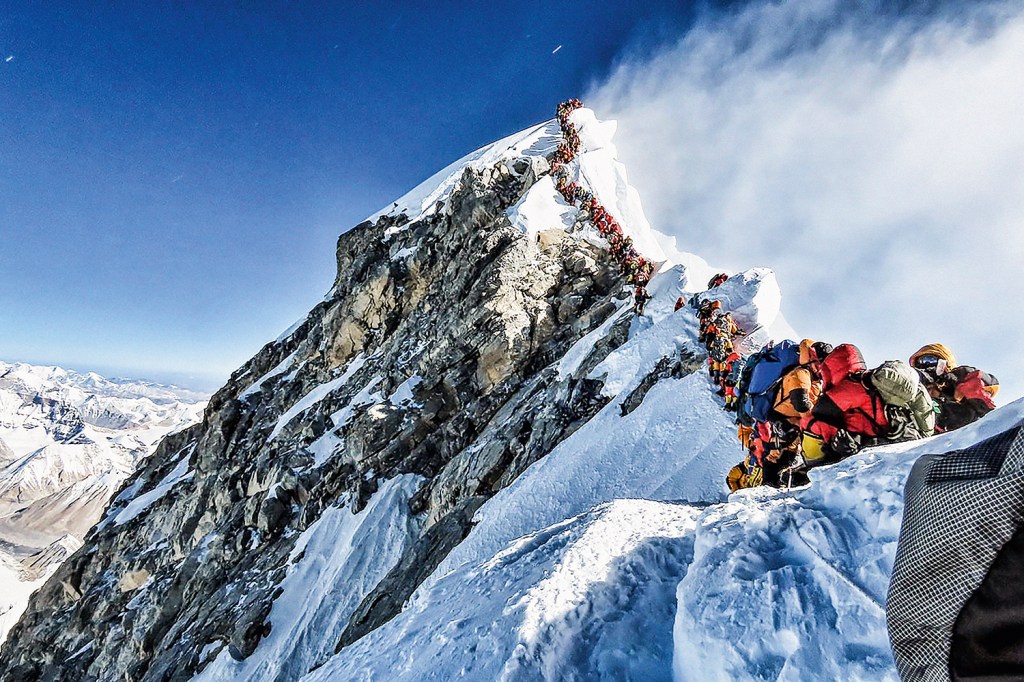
{"left": 546, "top": 100, "right": 999, "bottom": 493}
{"left": 684, "top": 276, "right": 1000, "bottom": 491}
{"left": 550, "top": 99, "right": 656, "bottom": 316}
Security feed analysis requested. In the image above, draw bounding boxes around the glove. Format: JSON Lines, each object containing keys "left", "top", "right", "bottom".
{"left": 743, "top": 465, "right": 764, "bottom": 488}
{"left": 829, "top": 428, "right": 860, "bottom": 458}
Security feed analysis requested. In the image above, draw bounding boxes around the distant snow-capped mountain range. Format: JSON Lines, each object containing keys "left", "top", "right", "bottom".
{"left": 0, "top": 360, "right": 207, "bottom": 642}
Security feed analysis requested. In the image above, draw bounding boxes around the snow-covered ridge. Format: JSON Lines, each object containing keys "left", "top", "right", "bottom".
{"left": 0, "top": 361, "right": 206, "bottom": 511}
{"left": 279, "top": 108, "right": 818, "bottom": 679}
{"left": 298, "top": 107, "right": 985, "bottom": 680}
{"left": 366, "top": 120, "right": 558, "bottom": 229}
{"left": 0, "top": 361, "right": 207, "bottom": 405}
{"left": 308, "top": 400, "right": 1024, "bottom": 681}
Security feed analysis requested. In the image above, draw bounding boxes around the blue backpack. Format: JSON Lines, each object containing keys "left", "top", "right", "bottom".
{"left": 736, "top": 340, "right": 801, "bottom": 425}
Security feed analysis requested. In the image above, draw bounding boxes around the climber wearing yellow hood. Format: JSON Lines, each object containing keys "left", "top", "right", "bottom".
{"left": 910, "top": 343, "right": 999, "bottom": 432}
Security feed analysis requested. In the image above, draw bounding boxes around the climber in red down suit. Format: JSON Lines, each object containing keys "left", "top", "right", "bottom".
{"left": 800, "top": 343, "right": 889, "bottom": 467}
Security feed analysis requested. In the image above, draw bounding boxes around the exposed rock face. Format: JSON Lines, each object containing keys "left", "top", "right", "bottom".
{"left": 0, "top": 138, "right": 661, "bottom": 681}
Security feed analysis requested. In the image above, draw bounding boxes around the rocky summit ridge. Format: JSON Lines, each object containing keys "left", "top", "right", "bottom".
{"left": 0, "top": 111, "right": 685, "bottom": 681}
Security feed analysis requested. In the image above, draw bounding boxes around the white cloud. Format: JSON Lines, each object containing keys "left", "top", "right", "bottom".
{"left": 587, "top": 0, "right": 1024, "bottom": 402}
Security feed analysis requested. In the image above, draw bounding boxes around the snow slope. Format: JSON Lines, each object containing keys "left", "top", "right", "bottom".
{"left": 300, "top": 110, "right": 1021, "bottom": 680}
{"left": 306, "top": 499, "right": 700, "bottom": 682}
{"left": 297, "top": 197, "right": 812, "bottom": 678}
{"left": 306, "top": 398, "right": 1024, "bottom": 681}
{"left": 0, "top": 554, "right": 50, "bottom": 650}
{"left": 366, "top": 120, "right": 559, "bottom": 229}
{"left": 194, "top": 475, "right": 423, "bottom": 681}
{"left": 673, "top": 398, "right": 1024, "bottom": 681}
{"left": 290, "top": 109, "right": 832, "bottom": 679}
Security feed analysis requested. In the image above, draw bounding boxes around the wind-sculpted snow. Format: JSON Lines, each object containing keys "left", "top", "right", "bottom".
{"left": 568, "top": 108, "right": 667, "bottom": 263}
{"left": 303, "top": 399, "right": 1024, "bottom": 682}
{"left": 673, "top": 397, "right": 1024, "bottom": 681}
{"left": 426, "top": 368, "right": 733, "bottom": 590}
{"left": 687, "top": 267, "right": 781, "bottom": 336}
{"left": 305, "top": 499, "right": 700, "bottom": 682}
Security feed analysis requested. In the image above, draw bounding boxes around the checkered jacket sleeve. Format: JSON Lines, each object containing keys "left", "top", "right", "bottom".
{"left": 887, "top": 424, "right": 1024, "bottom": 681}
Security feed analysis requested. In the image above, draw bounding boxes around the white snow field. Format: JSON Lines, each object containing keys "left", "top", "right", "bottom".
{"left": 306, "top": 498, "right": 702, "bottom": 682}
{"left": 0, "top": 361, "right": 206, "bottom": 642}
{"left": 302, "top": 399, "right": 1024, "bottom": 682}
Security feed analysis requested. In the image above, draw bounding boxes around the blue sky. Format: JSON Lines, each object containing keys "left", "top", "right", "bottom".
{"left": 0, "top": 2, "right": 705, "bottom": 389}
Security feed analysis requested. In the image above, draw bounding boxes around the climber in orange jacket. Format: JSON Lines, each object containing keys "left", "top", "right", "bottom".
{"left": 772, "top": 340, "right": 832, "bottom": 427}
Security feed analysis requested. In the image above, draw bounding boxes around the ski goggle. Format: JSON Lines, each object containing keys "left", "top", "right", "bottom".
{"left": 914, "top": 354, "right": 948, "bottom": 375}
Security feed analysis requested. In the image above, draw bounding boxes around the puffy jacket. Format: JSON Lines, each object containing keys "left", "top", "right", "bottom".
{"left": 749, "top": 419, "right": 800, "bottom": 466}
{"left": 934, "top": 366, "right": 999, "bottom": 432}
{"left": 707, "top": 312, "right": 738, "bottom": 339}
{"left": 773, "top": 340, "right": 824, "bottom": 426}
{"left": 773, "top": 366, "right": 819, "bottom": 425}
{"left": 803, "top": 343, "right": 888, "bottom": 447}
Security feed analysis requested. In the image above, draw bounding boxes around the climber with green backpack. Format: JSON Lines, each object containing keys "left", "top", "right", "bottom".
{"left": 865, "top": 359, "right": 936, "bottom": 441}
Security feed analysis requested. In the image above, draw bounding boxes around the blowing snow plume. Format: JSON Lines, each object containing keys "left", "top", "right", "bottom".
{"left": 586, "top": 0, "right": 1024, "bottom": 401}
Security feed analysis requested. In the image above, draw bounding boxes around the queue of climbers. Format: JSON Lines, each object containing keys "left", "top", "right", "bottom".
{"left": 687, "top": 288, "right": 1003, "bottom": 491}
{"left": 551, "top": 99, "right": 657, "bottom": 315}
{"left": 548, "top": 99, "right": 1001, "bottom": 494}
